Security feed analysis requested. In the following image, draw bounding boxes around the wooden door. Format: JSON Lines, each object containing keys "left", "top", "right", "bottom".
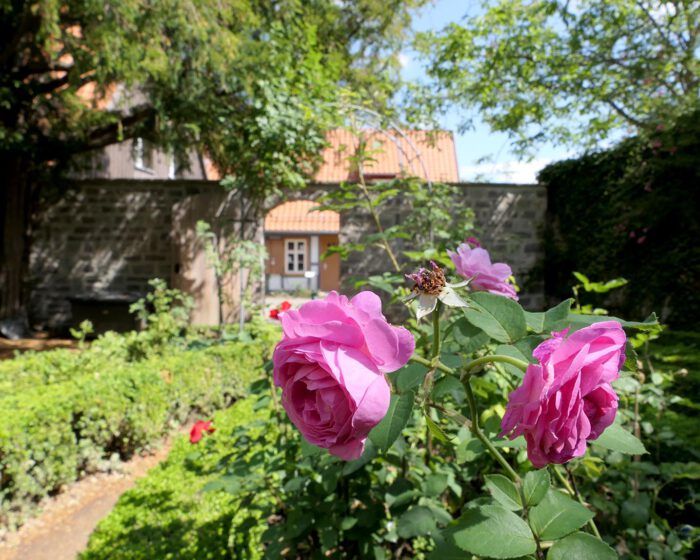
{"left": 319, "top": 234, "right": 341, "bottom": 292}
{"left": 172, "top": 192, "right": 229, "bottom": 325}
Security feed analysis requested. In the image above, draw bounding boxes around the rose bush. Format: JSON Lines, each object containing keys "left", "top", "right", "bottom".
{"left": 272, "top": 290, "right": 414, "bottom": 459}
{"left": 500, "top": 322, "right": 626, "bottom": 467}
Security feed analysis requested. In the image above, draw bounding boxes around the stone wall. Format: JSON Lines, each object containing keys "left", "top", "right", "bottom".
{"left": 30, "top": 180, "right": 215, "bottom": 328}
{"left": 335, "top": 183, "right": 546, "bottom": 309}
{"left": 30, "top": 180, "right": 546, "bottom": 329}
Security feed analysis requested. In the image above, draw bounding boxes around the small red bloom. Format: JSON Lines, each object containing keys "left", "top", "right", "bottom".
{"left": 279, "top": 301, "right": 292, "bottom": 311}
{"left": 190, "top": 420, "right": 215, "bottom": 444}
{"left": 269, "top": 308, "right": 280, "bottom": 320}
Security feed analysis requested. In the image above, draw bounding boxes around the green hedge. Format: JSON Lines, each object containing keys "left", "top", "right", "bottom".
{"left": 80, "top": 396, "right": 272, "bottom": 560}
{"left": 0, "top": 328, "right": 277, "bottom": 530}
{"left": 540, "top": 111, "right": 700, "bottom": 328}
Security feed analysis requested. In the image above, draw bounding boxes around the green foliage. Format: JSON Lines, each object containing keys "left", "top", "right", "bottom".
{"left": 0, "top": 320, "right": 276, "bottom": 531}
{"left": 126, "top": 279, "right": 193, "bottom": 358}
{"left": 81, "top": 398, "right": 271, "bottom": 560}
{"left": 71, "top": 249, "right": 698, "bottom": 560}
{"left": 415, "top": 0, "right": 700, "bottom": 153}
{"left": 540, "top": 113, "right": 700, "bottom": 328}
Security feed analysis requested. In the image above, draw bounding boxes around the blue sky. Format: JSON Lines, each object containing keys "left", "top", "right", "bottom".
{"left": 403, "top": 0, "right": 570, "bottom": 183}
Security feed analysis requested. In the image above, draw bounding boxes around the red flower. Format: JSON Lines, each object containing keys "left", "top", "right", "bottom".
{"left": 190, "top": 420, "right": 215, "bottom": 444}
{"left": 269, "top": 308, "right": 280, "bottom": 320}
{"left": 279, "top": 301, "right": 292, "bottom": 311}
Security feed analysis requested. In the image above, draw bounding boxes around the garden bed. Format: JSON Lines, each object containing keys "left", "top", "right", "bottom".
{"left": 0, "top": 324, "right": 278, "bottom": 533}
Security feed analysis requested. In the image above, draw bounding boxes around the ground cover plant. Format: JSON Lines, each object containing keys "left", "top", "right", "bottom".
{"left": 81, "top": 242, "right": 699, "bottom": 559}
{"left": 0, "top": 281, "right": 278, "bottom": 533}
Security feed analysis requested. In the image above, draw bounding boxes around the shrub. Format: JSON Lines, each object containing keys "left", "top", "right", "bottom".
{"left": 0, "top": 321, "right": 278, "bottom": 531}
{"left": 80, "top": 397, "right": 272, "bottom": 560}
{"left": 540, "top": 111, "right": 700, "bottom": 328}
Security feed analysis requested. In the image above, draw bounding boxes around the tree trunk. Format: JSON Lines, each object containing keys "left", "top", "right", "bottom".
{"left": 0, "top": 155, "right": 30, "bottom": 321}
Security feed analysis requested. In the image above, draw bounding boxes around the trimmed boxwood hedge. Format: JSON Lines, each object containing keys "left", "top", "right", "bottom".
{"left": 0, "top": 327, "right": 277, "bottom": 531}
{"left": 80, "top": 396, "right": 272, "bottom": 560}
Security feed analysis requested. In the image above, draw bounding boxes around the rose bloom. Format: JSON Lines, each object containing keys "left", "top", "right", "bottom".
{"left": 500, "top": 321, "right": 626, "bottom": 468}
{"left": 269, "top": 308, "right": 280, "bottom": 320}
{"left": 272, "top": 291, "right": 414, "bottom": 460}
{"left": 190, "top": 420, "right": 215, "bottom": 444}
{"left": 448, "top": 239, "right": 518, "bottom": 300}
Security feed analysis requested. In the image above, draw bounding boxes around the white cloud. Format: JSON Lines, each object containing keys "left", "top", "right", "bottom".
{"left": 459, "top": 159, "right": 551, "bottom": 184}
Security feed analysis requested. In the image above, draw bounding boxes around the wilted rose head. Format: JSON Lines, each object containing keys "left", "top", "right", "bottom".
{"left": 448, "top": 240, "right": 518, "bottom": 300}
{"left": 500, "top": 321, "right": 626, "bottom": 468}
{"left": 272, "top": 291, "right": 414, "bottom": 460}
{"left": 406, "top": 261, "right": 446, "bottom": 296}
{"left": 190, "top": 420, "right": 215, "bottom": 444}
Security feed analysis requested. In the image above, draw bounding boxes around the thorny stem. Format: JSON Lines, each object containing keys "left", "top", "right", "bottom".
{"left": 431, "top": 301, "right": 442, "bottom": 360}
{"left": 428, "top": 401, "right": 471, "bottom": 430}
{"left": 551, "top": 465, "right": 602, "bottom": 539}
{"left": 356, "top": 160, "right": 402, "bottom": 274}
{"left": 461, "top": 355, "right": 530, "bottom": 379}
{"left": 463, "top": 373, "right": 545, "bottom": 560}
{"left": 462, "top": 373, "right": 521, "bottom": 484}
{"left": 410, "top": 353, "right": 530, "bottom": 378}
{"left": 409, "top": 354, "right": 454, "bottom": 375}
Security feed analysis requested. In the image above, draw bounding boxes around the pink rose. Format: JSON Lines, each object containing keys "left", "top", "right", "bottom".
{"left": 272, "top": 291, "right": 414, "bottom": 460}
{"left": 448, "top": 239, "right": 518, "bottom": 300}
{"left": 500, "top": 321, "right": 626, "bottom": 468}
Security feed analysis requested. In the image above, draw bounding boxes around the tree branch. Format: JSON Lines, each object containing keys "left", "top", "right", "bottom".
{"left": 82, "top": 105, "right": 156, "bottom": 151}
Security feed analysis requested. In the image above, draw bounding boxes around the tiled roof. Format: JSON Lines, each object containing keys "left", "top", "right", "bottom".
{"left": 264, "top": 200, "right": 340, "bottom": 233}
{"left": 207, "top": 129, "right": 460, "bottom": 183}
{"left": 315, "top": 129, "right": 459, "bottom": 183}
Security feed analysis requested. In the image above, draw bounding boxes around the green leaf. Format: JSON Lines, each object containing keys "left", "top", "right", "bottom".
{"left": 522, "top": 470, "right": 550, "bottom": 507}
{"left": 450, "top": 317, "right": 492, "bottom": 352}
{"left": 484, "top": 474, "right": 522, "bottom": 511}
{"left": 431, "top": 375, "right": 466, "bottom": 404}
{"left": 524, "top": 310, "right": 545, "bottom": 332}
{"left": 393, "top": 362, "right": 427, "bottom": 393}
{"left": 369, "top": 392, "right": 414, "bottom": 452}
{"left": 566, "top": 312, "right": 659, "bottom": 332}
{"left": 543, "top": 299, "right": 573, "bottom": 331}
{"left": 620, "top": 493, "right": 651, "bottom": 529}
{"left": 529, "top": 490, "right": 594, "bottom": 540}
{"left": 464, "top": 292, "right": 528, "bottom": 343}
{"left": 425, "top": 413, "right": 452, "bottom": 444}
{"left": 448, "top": 503, "right": 537, "bottom": 558}
{"left": 423, "top": 473, "right": 449, "bottom": 497}
{"left": 547, "top": 531, "right": 617, "bottom": 560}
{"left": 397, "top": 505, "right": 437, "bottom": 538}
{"left": 591, "top": 423, "right": 647, "bottom": 455}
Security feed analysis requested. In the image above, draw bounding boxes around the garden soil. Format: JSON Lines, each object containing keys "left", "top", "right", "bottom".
{"left": 0, "top": 436, "right": 176, "bottom": 560}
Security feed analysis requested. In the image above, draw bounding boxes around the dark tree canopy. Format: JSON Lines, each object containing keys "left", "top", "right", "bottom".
{"left": 0, "top": 0, "right": 425, "bottom": 320}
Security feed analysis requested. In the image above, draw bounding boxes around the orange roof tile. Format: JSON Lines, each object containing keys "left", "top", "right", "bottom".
{"left": 207, "top": 129, "right": 459, "bottom": 184}
{"left": 264, "top": 200, "right": 340, "bottom": 233}
{"left": 315, "top": 129, "right": 459, "bottom": 183}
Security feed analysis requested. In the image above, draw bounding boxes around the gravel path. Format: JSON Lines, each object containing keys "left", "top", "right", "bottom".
{"left": 0, "top": 439, "right": 174, "bottom": 560}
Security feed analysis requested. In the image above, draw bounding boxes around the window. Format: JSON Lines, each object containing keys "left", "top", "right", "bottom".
{"left": 133, "top": 137, "right": 154, "bottom": 172}
{"left": 285, "top": 239, "right": 306, "bottom": 273}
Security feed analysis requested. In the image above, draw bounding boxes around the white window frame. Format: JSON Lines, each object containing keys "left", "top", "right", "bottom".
{"left": 285, "top": 238, "right": 307, "bottom": 275}
{"left": 133, "top": 137, "right": 154, "bottom": 173}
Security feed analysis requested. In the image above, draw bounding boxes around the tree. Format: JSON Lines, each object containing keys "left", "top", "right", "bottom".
{"left": 0, "top": 0, "right": 424, "bottom": 322}
{"left": 415, "top": 0, "right": 699, "bottom": 154}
